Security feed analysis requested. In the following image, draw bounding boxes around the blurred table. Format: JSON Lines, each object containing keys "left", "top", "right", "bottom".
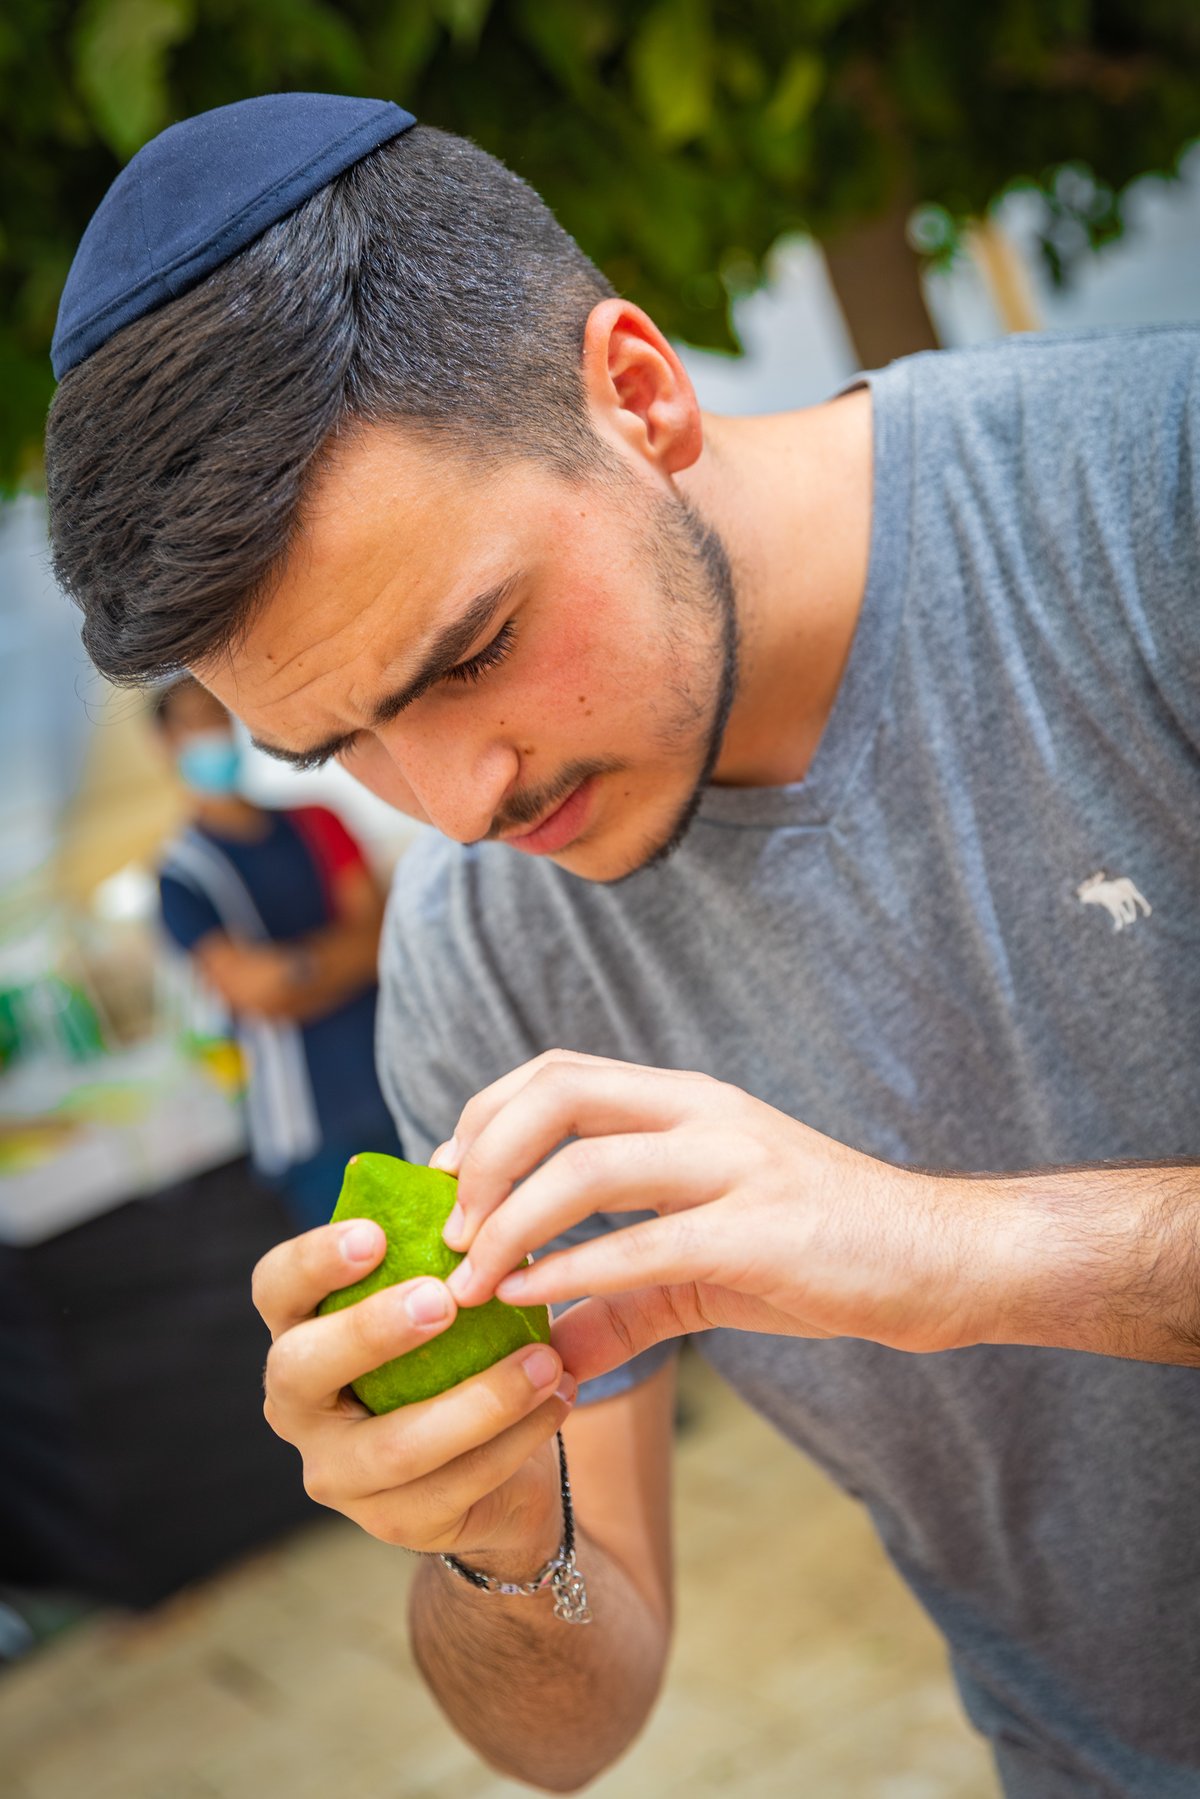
{"left": 0, "top": 1047, "right": 320, "bottom": 1609}
{"left": 0, "top": 1035, "right": 247, "bottom": 1245}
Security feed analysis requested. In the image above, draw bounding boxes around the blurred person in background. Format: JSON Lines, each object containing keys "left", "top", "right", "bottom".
{"left": 153, "top": 676, "right": 402, "bottom": 1229}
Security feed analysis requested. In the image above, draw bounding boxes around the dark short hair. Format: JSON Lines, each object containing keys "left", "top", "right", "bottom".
{"left": 46, "top": 126, "right": 616, "bottom": 688}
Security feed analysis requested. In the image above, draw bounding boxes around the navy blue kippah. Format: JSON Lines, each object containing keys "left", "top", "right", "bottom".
{"left": 52, "top": 92, "right": 416, "bottom": 378}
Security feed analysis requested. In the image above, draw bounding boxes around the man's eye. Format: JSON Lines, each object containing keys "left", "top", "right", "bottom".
{"left": 443, "top": 620, "right": 517, "bottom": 687}
{"left": 290, "top": 733, "right": 360, "bottom": 772}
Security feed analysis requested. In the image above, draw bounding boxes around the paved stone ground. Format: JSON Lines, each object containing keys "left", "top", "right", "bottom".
{"left": 0, "top": 1348, "right": 996, "bottom": 1798}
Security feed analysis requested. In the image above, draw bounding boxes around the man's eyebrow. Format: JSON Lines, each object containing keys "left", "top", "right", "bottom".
{"left": 250, "top": 574, "right": 521, "bottom": 769}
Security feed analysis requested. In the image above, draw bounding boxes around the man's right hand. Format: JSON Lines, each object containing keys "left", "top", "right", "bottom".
{"left": 252, "top": 1219, "right": 578, "bottom": 1572}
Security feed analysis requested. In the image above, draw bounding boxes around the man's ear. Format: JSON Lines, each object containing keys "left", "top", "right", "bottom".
{"left": 579, "top": 298, "right": 703, "bottom": 476}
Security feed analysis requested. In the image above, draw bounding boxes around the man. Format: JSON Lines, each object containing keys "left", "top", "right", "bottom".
{"left": 45, "top": 94, "right": 1200, "bottom": 1797}
{"left": 152, "top": 674, "right": 403, "bottom": 1229}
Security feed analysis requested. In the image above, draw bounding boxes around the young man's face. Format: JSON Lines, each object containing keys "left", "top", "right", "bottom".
{"left": 199, "top": 423, "right": 737, "bottom": 883}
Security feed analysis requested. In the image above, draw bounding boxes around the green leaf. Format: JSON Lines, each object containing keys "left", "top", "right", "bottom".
{"left": 514, "top": 0, "right": 616, "bottom": 96}
{"left": 800, "top": 0, "right": 868, "bottom": 30}
{"left": 629, "top": 0, "right": 714, "bottom": 147}
{"left": 765, "top": 51, "right": 823, "bottom": 134}
{"left": 73, "top": 0, "right": 195, "bottom": 160}
{"left": 367, "top": 2, "right": 440, "bottom": 91}
{"left": 432, "top": 0, "right": 493, "bottom": 52}
{"left": 717, "top": 38, "right": 766, "bottom": 104}
{"left": 0, "top": 334, "right": 54, "bottom": 493}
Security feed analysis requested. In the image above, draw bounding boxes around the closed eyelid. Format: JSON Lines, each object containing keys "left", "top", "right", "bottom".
{"left": 251, "top": 578, "right": 522, "bottom": 767}
{"left": 308, "top": 625, "right": 513, "bottom": 763}
{"left": 295, "top": 732, "right": 365, "bottom": 771}
{"left": 442, "top": 618, "right": 517, "bottom": 686}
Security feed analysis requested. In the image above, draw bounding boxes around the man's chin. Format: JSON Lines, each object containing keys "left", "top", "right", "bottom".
{"left": 551, "top": 785, "right": 706, "bottom": 886}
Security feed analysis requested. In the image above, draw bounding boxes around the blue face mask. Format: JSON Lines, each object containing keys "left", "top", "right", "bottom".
{"left": 177, "top": 731, "right": 242, "bottom": 796}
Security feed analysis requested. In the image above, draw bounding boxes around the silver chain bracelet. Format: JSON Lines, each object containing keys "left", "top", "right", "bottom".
{"left": 438, "top": 1431, "right": 592, "bottom": 1623}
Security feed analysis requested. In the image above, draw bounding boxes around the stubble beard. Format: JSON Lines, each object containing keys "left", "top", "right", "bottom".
{"left": 603, "top": 489, "right": 740, "bottom": 884}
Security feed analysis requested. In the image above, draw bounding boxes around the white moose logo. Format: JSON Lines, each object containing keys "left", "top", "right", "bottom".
{"left": 1076, "top": 870, "right": 1152, "bottom": 932}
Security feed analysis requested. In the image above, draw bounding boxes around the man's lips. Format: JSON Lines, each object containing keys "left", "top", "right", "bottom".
{"left": 502, "top": 775, "right": 597, "bottom": 855}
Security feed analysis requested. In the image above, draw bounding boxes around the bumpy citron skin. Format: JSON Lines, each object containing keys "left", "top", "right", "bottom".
{"left": 317, "top": 1152, "right": 551, "bottom": 1412}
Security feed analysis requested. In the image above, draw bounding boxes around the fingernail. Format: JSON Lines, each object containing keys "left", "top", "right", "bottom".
{"left": 405, "top": 1280, "right": 450, "bottom": 1326}
{"left": 521, "top": 1345, "right": 558, "bottom": 1389}
{"left": 340, "top": 1222, "right": 380, "bottom": 1262}
{"left": 429, "top": 1137, "right": 459, "bottom": 1172}
{"left": 555, "top": 1372, "right": 578, "bottom": 1405}
{"left": 497, "top": 1269, "right": 528, "bottom": 1299}
{"left": 443, "top": 1204, "right": 466, "bottom": 1246}
{"left": 446, "top": 1258, "right": 474, "bottom": 1300}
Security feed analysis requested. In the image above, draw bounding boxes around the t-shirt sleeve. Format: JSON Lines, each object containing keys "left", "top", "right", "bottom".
{"left": 1126, "top": 328, "right": 1200, "bottom": 752}
{"left": 994, "top": 326, "right": 1200, "bottom": 754}
{"left": 159, "top": 871, "right": 223, "bottom": 954}
{"left": 291, "top": 805, "right": 369, "bottom": 878}
{"left": 376, "top": 835, "right": 680, "bottom": 1408}
{"left": 916, "top": 326, "right": 1200, "bottom": 766}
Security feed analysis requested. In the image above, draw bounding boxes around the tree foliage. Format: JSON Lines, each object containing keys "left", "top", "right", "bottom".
{"left": 3, "top": 0, "right": 1198, "bottom": 485}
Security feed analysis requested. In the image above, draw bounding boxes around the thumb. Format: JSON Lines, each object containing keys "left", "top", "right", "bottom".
{"left": 550, "top": 1285, "right": 702, "bottom": 1386}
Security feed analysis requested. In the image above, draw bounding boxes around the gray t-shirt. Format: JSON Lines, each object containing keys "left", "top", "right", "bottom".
{"left": 378, "top": 326, "right": 1200, "bottom": 1797}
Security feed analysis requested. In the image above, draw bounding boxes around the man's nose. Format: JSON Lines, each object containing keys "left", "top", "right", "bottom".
{"left": 373, "top": 719, "right": 518, "bottom": 844}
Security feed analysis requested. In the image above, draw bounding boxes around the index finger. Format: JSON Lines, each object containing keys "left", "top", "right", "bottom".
{"left": 252, "top": 1218, "right": 386, "bottom": 1340}
{"left": 443, "top": 1058, "right": 709, "bottom": 1256}
{"left": 429, "top": 1049, "right": 628, "bottom": 1175}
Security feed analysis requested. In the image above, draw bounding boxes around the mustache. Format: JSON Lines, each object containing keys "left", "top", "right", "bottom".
{"left": 487, "top": 755, "right": 624, "bottom": 839}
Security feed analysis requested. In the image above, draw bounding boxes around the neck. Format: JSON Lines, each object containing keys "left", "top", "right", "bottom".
{"left": 677, "top": 387, "right": 873, "bottom": 787}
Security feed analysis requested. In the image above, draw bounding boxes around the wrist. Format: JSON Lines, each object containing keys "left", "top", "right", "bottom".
{"left": 901, "top": 1169, "right": 1032, "bottom": 1353}
{"left": 923, "top": 1167, "right": 1108, "bottom": 1354}
{"left": 447, "top": 1510, "right": 565, "bottom": 1588}
{"left": 971, "top": 1164, "right": 1177, "bottom": 1358}
{"left": 437, "top": 1430, "right": 588, "bottom": 1618}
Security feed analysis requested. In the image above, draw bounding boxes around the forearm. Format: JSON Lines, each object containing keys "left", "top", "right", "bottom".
{"left": 272, "top": 922, "right": 380, "bottom": 1022}
{"left": 968, "top": 1160, "right": 1200, "bottom": 1365}
{"left": 410, "top": 1523, "right": 669, "bottom": 1793}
